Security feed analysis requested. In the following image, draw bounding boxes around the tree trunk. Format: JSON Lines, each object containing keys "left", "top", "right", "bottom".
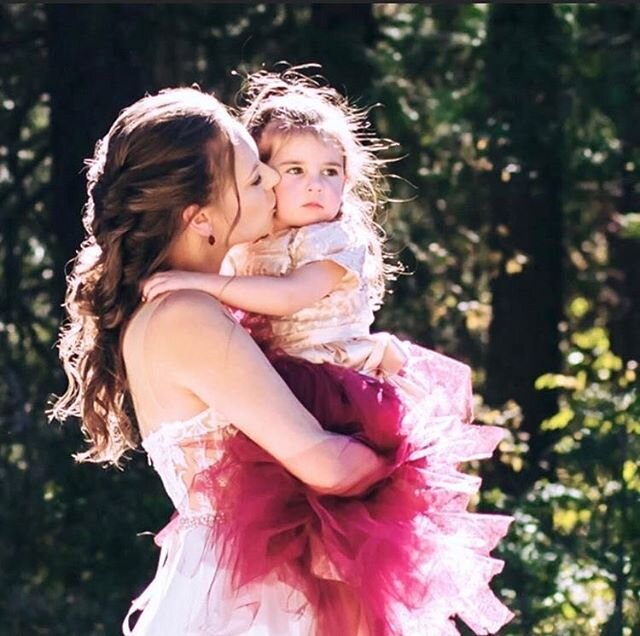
{"left": 45, "top": 5, "right": 153, "bottom": 291}
{"left": 308, "top": 4, "right": 378, "bottom": 97}
{"left": 600, "top": 6, "right": 640, "bottom": 364}
{"left": 483, "top": 5, "right": 566, "bottom": 492}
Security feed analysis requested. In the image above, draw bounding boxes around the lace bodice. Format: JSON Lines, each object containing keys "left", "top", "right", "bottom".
{"left": 221, "top": 219, "right": 375, "bottom": 353}
{"left": 142, "top": 409, "right": 236, "bottom": 517}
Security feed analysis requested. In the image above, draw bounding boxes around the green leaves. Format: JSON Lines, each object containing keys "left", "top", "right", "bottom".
{"left": 530, "top": 323, "right": 639, "bottom": 631}
{"left": 615, "top": 212, "right": 640, "bottom": 240}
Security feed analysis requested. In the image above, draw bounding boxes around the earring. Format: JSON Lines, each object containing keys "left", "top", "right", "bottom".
{"left": 208, "top": 234, "right": 216, "bottom": 246}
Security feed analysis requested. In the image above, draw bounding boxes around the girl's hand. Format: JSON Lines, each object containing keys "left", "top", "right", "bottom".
{"left": 141, "top": 271, "right": 212, "bottom": 302}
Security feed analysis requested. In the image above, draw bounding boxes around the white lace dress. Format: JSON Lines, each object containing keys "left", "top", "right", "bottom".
{"left": 122, "top": 409, "right": 316, "bottom": 635}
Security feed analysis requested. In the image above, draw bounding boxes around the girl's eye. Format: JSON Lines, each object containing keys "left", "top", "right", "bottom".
{"left": 323, "top": 168, "right": 340, "bottom": 177}
{"left": 285, "top": 166, "right": 303, "bottom": 175}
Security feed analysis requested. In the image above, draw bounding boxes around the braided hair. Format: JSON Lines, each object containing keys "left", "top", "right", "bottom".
{"left": 51, "top": 87, "right": 237, "bottom": 466}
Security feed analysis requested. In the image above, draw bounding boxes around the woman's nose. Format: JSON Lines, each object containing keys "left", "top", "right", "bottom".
{"left": 264, "top": 163, "right": 280, "bottom": 188}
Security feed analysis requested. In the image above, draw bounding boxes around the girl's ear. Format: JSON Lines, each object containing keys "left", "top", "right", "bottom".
{"left": 182, "top": 203, "right": 212, "bottom": 239}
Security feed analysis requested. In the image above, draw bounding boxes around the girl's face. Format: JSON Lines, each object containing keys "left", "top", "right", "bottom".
{"left": 213, "top": 127, "right": 280, "bottom": 246}
{"left": 266, "top": 132, "right": 346, "bottom": 232}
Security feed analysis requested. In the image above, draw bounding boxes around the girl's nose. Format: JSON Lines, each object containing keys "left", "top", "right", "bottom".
{"left": 306, "top": 174, "right": 323, "bottom": 191}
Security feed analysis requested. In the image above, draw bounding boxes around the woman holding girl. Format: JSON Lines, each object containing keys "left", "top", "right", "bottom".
{"left": 53, "top": 71, "right": 512, "bottom": 635}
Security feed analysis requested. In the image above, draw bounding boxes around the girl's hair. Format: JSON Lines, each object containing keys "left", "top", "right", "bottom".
{"left": 239, "top": 68, "right": 399, "bottom": 309}
{"left": 50, "top": 87, "right": 238, "bottom": 466}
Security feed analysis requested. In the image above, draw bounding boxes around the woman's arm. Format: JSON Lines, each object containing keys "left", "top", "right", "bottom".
{"left": 142, "top": 260, "right": 345, "bottom": 316}
{"left": 147, "top": 291, "right": 388, "bottom": 495}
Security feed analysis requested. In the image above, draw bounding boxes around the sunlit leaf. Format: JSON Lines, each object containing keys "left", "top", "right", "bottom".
{"left": 541, "top": 408, "right": 575, "bottom": 431}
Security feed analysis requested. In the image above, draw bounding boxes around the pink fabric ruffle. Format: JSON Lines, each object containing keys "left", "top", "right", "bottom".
{"left": 191, "top": 352, "right": 513, "bottom": 635}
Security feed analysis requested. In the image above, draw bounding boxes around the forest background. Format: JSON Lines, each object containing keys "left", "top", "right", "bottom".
{"left": 1, "top": 4, "right": 638, "bottom": 635}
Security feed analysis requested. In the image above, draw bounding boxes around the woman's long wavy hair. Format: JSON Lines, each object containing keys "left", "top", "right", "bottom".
{"left": 239, "top": 68, "right": 401, "bottom": 310}
{"left": 50, "top": 87, "right": 237, "bottom": 466}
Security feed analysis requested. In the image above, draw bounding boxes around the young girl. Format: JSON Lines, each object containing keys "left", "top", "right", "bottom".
{"left": 143, "top": 71, "right": 513, "bottom": 635}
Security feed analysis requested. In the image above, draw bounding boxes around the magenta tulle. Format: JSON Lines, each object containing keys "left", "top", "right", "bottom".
{"left": 191, "top": 351, "right": 514, "bottom": 635}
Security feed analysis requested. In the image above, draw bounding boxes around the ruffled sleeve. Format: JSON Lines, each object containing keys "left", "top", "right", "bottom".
{"left": 219, "top": 242, "right": 250, "bottom": 277}
{"left": 289, "top": 221, "right": 366, "bottom": 288}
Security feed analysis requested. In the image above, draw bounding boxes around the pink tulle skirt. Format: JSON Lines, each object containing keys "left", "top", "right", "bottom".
{"left": 190, "top": 345, "right": 514, "bottom": 636}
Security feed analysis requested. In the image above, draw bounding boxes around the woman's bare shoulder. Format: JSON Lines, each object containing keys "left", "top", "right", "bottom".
{"left": 146, "top": 290, "right": 236, "bottom": 353}
{"left": 153, "top": 289, "right": 233, "bottom": 324}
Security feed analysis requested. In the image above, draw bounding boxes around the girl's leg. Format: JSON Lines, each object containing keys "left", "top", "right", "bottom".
{"left": 322, "top": 581, "right": 370, "bottom": 636}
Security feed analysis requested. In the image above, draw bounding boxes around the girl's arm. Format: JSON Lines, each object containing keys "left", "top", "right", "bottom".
{"left": 147, "top": 291, "right": 389, "bottom": 496}
{"left": 142, "top": 260, "right": 345, "bottom": 316}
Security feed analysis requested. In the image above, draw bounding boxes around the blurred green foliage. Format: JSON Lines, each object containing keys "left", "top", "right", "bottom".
{"left": 1, "top": 4, "right": 638, "bottom": 635}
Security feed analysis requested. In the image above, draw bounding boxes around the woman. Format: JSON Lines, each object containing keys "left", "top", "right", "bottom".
{"left": 51, "top": 87, "right": 389, "bottom": 635}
